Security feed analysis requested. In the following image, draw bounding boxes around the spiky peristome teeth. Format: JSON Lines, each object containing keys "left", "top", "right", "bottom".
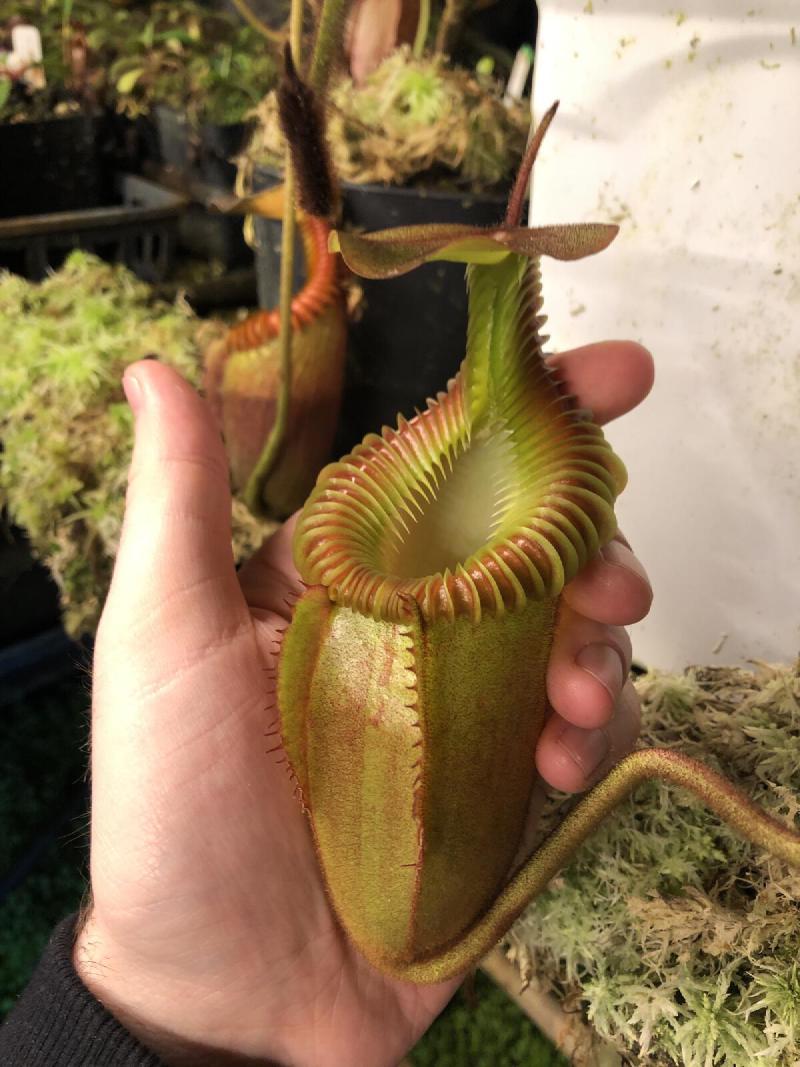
{"left": 294, "top": 362, "right": 626, "bottom": 624}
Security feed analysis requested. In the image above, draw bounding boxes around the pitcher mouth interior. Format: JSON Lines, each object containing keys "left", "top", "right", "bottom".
{"left": 381, "top": 428, "right": 514, "bottom": 581}
{"left": 294, "top": 372, "right": 623, "bottom": 624}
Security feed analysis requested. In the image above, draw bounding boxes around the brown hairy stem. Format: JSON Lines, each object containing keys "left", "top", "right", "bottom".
{"left": 389, "top": 748, "right": 800, "bottom": 983}
{"left": 278, "top": 45, "right": 337, "bottom": 218}
{"left": 244, "top": 0, "right": 349, "bottom": 511}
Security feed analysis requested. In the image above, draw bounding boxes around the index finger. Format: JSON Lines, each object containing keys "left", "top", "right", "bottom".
{"left": 547, "top": 340, "right": 654, "bottom": 425}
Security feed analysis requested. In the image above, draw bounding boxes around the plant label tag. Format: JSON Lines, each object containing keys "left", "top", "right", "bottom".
{"left": 11, "top": 25, "right": 42, "bottom": 64}
{"left": 11, "top": 25, "right": 45, "bottom": 89}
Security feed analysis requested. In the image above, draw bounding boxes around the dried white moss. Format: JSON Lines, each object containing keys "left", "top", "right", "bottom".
{"left": 507, "top": 663, "right": 800, "bottom": 1066}
{"left": 245, "top": 47, "right": 529, "bottom": 191}
{"left": 0, "top": 252, "right": 270, "bottom": 636}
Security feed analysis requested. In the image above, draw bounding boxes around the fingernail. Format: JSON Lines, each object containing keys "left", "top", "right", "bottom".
{"left": 601, "top": 539, "right": 651, "bottom": 588}
{"left": 557, "top": 723, "right": 610, "bottom": 777}
{"left": 122, "top": 371, "right": 143, "bottom": 414}
{"left": 576, "top": 643, "right": 624, "bottom": 699}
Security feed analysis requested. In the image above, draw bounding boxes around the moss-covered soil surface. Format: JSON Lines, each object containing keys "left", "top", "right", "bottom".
{"left": 509, "top": 663, "right": 800, "bottom": 1066}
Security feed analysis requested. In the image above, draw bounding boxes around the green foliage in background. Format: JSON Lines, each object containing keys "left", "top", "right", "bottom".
{"left": 0, "top": 0, "right": 143, "bottom": 120}
{"left": 0, "top": 252, "right": 266, "bottom": 637}
{"left": 108, "top": 1, "right": 279, "bottom": 126}
{"left": 0, "top": 0, "right": 278, "bottom": 123}
{"left": 509, "top": 663, "right": 800, "bottom": 1066}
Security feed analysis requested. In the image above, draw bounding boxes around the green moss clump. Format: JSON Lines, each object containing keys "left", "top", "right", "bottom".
{"left": 507, "top": 663, "right": 800, "bottom": 1065}
{"left": 0, "top": 252, "right": 268, "bottom": 636}
{"left": 246, "top": 47, "right": 529, "bottom": 192}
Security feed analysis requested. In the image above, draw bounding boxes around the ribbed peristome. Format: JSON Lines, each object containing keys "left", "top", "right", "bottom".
{"left": 294, "top": 256, "right": 627, "bottom": 622}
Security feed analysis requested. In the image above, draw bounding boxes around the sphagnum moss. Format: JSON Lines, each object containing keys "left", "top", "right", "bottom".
{"left": 0, "top": 252, "right": 271, "bottom": 636}
{"left": 245, "top": 48, "right": 529, "bottom": 192}
{"left": 506, "top": 662, "right": 800, "bottom": 1066}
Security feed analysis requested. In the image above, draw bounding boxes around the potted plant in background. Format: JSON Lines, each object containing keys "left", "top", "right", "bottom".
{"left": 0, "top": 0, "right": 125, "bottom": 220}
{"left": 109, "top": 0, "right": 282, "bottom": 266}
{"left": 0, "top": 2, "right": 197, "bottom": 283}
{"left": 110, "top": 0, "right": 282, "bottom": 188}
{"left": 238, "top": 0, "right": 535, "bottom": 443}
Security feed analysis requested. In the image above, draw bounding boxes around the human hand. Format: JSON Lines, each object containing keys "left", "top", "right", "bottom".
{"left": 74, "top": 340, "right": 653, "bottom": 1067}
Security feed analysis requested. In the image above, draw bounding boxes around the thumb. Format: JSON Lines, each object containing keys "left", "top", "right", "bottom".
{"left": 102, "top": 360, "right": 247, "bottom": 641}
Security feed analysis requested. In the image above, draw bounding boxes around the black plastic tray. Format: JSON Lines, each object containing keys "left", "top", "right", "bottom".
{"left": 0, "top": 113, "right": 112, "bottom": 220}
{"left": 0, "top": 173, "right": 187, "bottom": 282}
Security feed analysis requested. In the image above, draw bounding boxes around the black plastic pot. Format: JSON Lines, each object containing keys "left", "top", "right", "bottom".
{"left": 340, "top": 182, "right": 508, "bottom": 445}
{"left": 0, "top": 526, "right": 62, "bottom": 651}
{"left": 251, "top": 168, "right": 508, "bottom": 449}
{"left": 148, "top": 105, "right": 249, "bottom": 187}
{"left": 0, "top": 113, "right": 113, "bottom": 220}
{"left": 143, "top": 105, "right": 251, "bottom": 265}
{"left": 0, "top": 173, "right": 186, "bottom": 282}
{"left": 250, "top": 166, "right": 305, "bottom": 308}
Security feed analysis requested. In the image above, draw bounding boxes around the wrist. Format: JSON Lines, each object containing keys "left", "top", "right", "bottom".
{"left": 73, "top": 916, "right": 288, "bottom": 1067}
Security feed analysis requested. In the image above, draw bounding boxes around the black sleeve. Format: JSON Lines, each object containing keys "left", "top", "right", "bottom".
{"left": 0, "top": 914, "right": 164, "bottom": 1066}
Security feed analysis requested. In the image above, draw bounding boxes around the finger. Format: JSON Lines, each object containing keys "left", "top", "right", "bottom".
{"left": 547, "top": 340, "right": 654, "bottom": 425}
{"left": 562, "top": 534, "right": 652, "bottom": 626}
{"left": 103, "top": 360, "right": 247, "bottom": 640}
{"left": 536, "top": 680, "right": 642, "bottom": 793}
{"left": 91, "top": 361, "right": 267, "bottom": 843}
{"left": 239, "top": 514, "right": 306, "bottom": 623}
{"left": 547, "top": 602, "right": 632, "bottom": 729}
